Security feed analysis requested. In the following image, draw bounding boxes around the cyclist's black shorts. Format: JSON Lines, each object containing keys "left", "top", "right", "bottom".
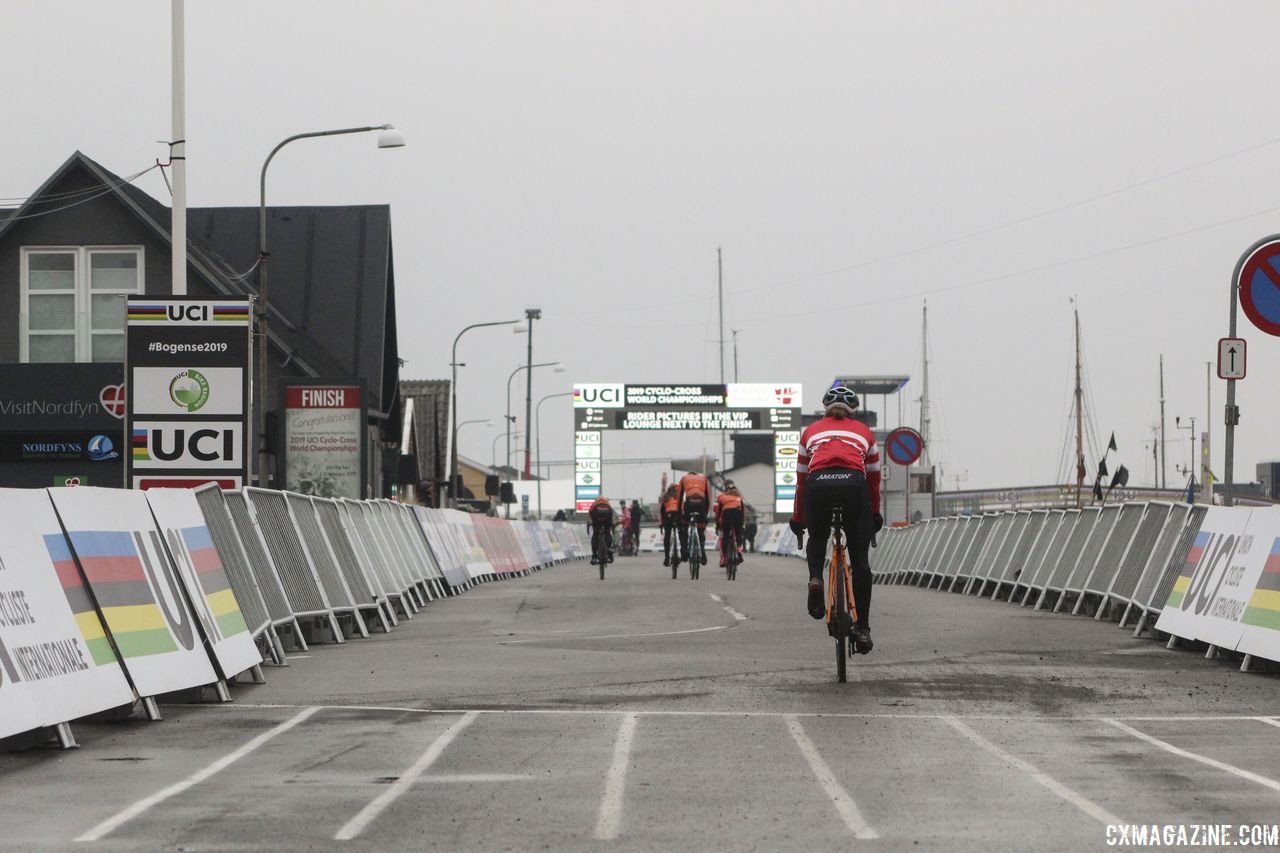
{"left": 588, "top": 508, "right": 614, "bottom": 532}
{"left": 681, "top": 496, "right": 708, "bottom": 526}
{"left": 804, "top": 469, "right": 873, "bottom": 553}
{"left": 719, "top": 506, "right": 744, "bottom": 534}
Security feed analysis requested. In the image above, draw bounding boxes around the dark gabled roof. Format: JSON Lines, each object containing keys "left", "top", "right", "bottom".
{"left": 188, "top": 204, "right": 397, "bottom": 416}
{"left": 0, "top": 152, "right": 400, "bottom": 417}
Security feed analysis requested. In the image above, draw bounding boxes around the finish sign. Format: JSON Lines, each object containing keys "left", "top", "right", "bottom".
{"left": 885, "top": 427, "right": 924, "bottom": 466}
{"left": 1217, "top": 337, "right": 1246, "bottom": 380}
{"left": 1236, "top": 238, "right": 1280, "bottom": 337}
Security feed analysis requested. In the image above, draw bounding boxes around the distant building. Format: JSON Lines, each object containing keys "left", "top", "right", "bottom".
{"left": 0, "top": 152, "right": 402, "bottom": 492}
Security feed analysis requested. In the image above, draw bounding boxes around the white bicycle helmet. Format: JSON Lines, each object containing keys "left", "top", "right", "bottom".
{"left": 822, "top": 385, "right": 859, "bottom": 415}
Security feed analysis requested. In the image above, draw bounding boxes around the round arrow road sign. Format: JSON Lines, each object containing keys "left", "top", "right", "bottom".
{"left": 885, "top": 427, "right": 924, "bottom": 466}
{"left": 1236, "top": 238, "right": 1280, "bottom": 337}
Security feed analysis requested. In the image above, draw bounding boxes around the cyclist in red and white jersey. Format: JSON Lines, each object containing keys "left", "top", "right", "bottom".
{"left": 788, "top": 386, "right": 883, "bottom": 653}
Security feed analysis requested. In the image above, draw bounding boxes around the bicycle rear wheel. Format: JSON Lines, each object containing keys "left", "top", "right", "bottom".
{"left": 834, "top": 567, "right": 847, "bottom": 682}
{"left": 727, "top": 531, "right": 739, "bottom": 581}
{"left": 596, "top": 533, "right": 609, "bottom": 580}
{"left": 689, "top": 528, "right": 701, "bottom": 580}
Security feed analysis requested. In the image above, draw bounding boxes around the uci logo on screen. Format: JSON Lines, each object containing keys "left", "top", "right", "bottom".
{"left": 573, "top": 383, "right": 625, "bottom": 408}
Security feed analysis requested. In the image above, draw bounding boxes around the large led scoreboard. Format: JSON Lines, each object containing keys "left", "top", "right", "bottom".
{"left": 573, "top": 383, "right": 802, "bottom": 513}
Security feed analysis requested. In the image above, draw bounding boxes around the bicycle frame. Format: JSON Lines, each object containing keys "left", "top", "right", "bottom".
{"left": 826, "top": 507, "right": 858, "bottom": 682}
{"left": 685, "top": 513, "right": 704, "bottom": 578}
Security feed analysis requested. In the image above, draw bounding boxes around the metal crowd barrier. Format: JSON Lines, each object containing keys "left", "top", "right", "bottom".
{"left": 865, "top": 500, "right": 1209, "bottom": 642}
{"left": 0, "top": 483, "right": 588, "bottom": 751}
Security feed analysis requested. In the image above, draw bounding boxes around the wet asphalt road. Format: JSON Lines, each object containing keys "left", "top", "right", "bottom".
{"left": 3, "top": 551, "right": 1280, "bottom": 851}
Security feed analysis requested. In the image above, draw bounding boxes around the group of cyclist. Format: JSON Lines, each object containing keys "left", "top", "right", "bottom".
{"left": 582, "top": 385, "right": 881, "bottom": 654}
{"left": 658, "top": 473, "right": 745, "bottom": 571}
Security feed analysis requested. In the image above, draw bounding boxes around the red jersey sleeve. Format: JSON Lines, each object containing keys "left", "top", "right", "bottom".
{"left": 864, "top": 436, "right": 882, "bottom": 514}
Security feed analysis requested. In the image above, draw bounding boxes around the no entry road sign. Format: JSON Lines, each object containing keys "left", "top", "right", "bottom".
{"left": 1237, "top": 239, "right": 1280, "bottom": 337}
{"left": 885, "top": 427, "right": 924, "bottom": 467}
{"left": 1218, "top": 337, "right": 1246, "bottom": 380}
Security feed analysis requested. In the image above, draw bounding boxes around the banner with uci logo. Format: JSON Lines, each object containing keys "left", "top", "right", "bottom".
{"left": 47, "top": 486, "right": 220, "bottom": 698}
{"left": 126, "top": 298, "right": 251, "bottom": 490}
{"left": 0, "top": 489, "right": 134, "bottom": 741}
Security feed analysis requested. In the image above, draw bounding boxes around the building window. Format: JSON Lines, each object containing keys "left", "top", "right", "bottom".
{"left": 21, "top": 246, "right": 143, "bottom": 362}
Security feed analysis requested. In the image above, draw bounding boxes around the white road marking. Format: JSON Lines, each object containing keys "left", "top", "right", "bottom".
{"left": 1257, "top": 717, "right": 1280, "bottom": 730}
{"left": 498, "top": 625, "right": 726, "bottom": 645}
{"left": 943, "top": 717, "right": 1121, "bottom": 825}
{"left": 76, "top": 706, "right": 320, "bottom": 842}
{"left": 784, "top": 715, "right": 879, "bottom": 839}
{"left": 424, "top": 773, "right": 534, "bottom": 783}
{"left": 183, "top": 704, "right": 1280, "bottom": 724}
{"left": 334, "top": 712, "right": 478, "bottom": 840}
{"left": 1106, "top": 719, "right": 1280, "bottom": 793}
{"left": 594, "top": 713, "right": 639, "bottom": 840}
{"left": 708, "top": 593, "right": 746, "bottom": 621}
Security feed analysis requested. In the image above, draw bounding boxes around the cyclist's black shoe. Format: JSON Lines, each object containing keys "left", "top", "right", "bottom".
{"left": 663, "top": 557, "right": 670, "bottom": 567}
{"left": 591, "top": 555, "right": 599, "bottom": 565}
{"left": 852, "top": 624, "right": 873, "bottom": 654}
{"left": 807, "top": 579, "right": 824, "bottom": 620}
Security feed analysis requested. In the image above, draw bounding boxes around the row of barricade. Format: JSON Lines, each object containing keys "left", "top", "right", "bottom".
{"left": 754, "top": 501, "right": 1280, "bottom": 669}
{"left": 0, "top": 485, "right": 588, "bottom": 750}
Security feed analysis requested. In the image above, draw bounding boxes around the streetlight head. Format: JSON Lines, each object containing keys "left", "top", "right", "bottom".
{"left": 513, "top": 323, "right": 528, "bottom": 334}
{"left": 377, "top": 125, "right": 406, "bottom": 149}
{"left": 552, "top": 363, "right": 567, "bottom": 373}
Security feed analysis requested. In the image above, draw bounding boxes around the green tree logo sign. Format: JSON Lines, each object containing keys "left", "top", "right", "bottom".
{"left": 168, "top": 369, "right": 210, "bottom": 412}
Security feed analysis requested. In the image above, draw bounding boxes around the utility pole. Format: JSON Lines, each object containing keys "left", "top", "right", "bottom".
{"left": 731, "top": 329, "right": 740, "bottom": 382}
{"left": 1073, "top": 302, "right": 1085, "bottom": 508}
{"left": 170, "top": 0, "right": 187, "bottom": 296}
{"left": 717, "top": 248, "right": 726, "bottom": 474}
{"left": 1205, "top": 361, "right": 1213, "bottom": 504}
{"left": 522, "top": 307, "right": 541, "bottom": 483}
{"left": 1159, "top": 354, "right": 1167, "bottom": 491}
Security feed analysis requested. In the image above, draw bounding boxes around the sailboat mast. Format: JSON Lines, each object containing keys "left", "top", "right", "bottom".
{"left": 1159, "top": 354, "right": 1166, "bottom": 491}
{"left": 718, "top": 248, "right": 726, "bottom": 474}
{"left": 920, "top": 301, "right": 931, "bottom": 466}
{"left": 1074, "top": 303, "right": 1085, "bottom": 509}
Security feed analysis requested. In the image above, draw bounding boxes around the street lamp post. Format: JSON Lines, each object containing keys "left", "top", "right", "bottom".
{"left": 448, "top": 319, "right": 522, "bottom": 506}
{"left": 256, "top": 123, "right": 404, "bottom": 488}
{"left": 535, "top": 391, "right": 573, "bottom": 519}
{"left": 492, "top": 430, "right": 521, "bottom": 471}
{"left": 522, "top": 307, "right": 541, "bottom": 479}
{"left": 506, "top": 361, "right": 564, "bottom": 517}
{"left": 450, "top": 418, "right": 491, "bottom": 504}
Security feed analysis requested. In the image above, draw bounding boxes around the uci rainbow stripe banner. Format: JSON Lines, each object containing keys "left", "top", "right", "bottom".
{"left": 63, "top": 531, "right": 179, "bottom": 659}
{"left": 42, "top": 534, "right": 119, "bottom": 666}
{"left": 125, "top": 302, "right": 250, "bottom": 323}
{"left": 1242, "top": 536, "right": 1280, "bottom": 631}
{"left": 181, "top": 525, "right": 248, "bottom": 638}
{"left": 1164, "top": 530, "right": 1210, "bottom": 610}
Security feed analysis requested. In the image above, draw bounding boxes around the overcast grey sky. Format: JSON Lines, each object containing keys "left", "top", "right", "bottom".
{"left": 6, "top": 1, "right": 1280, "bottom": 496}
